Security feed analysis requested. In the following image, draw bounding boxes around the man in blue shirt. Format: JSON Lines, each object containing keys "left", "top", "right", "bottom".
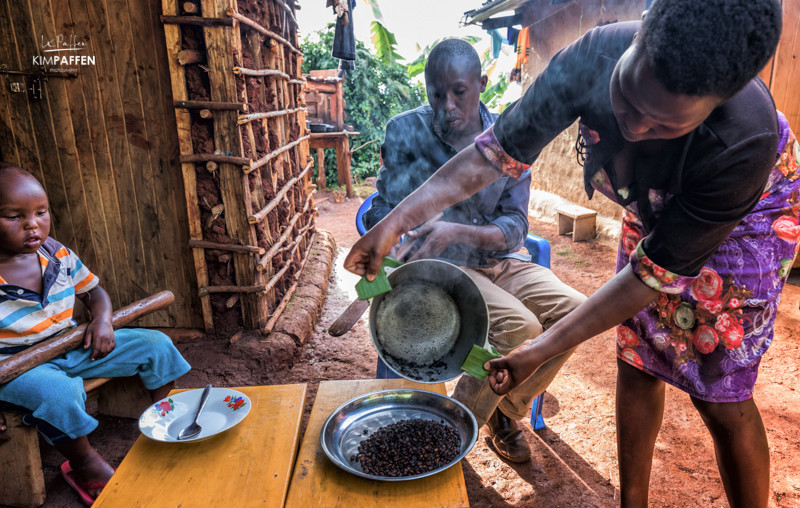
{"left": 365, "top": 39, "right": 585, "bottom": 463}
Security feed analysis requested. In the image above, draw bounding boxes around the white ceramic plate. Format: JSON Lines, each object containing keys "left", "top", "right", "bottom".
{"left": 139, "top": 387, "right": 251, "bottom": 443}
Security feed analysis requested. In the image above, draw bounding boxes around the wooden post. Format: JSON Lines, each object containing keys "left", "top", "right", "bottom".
{"left": 336, "top": 135, "right": 353, "bottom": 197}
{"left": 316, "top": 147, "right": 326, "bottom": 189}
{"left": 163, "top": 0, "right": 214, "bottom": 332}
{"left": 201, "top": 0, "right": 268, "bottom": 329}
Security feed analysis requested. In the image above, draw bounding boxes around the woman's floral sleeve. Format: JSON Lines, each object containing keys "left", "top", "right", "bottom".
{"left": 629, "top": 240, "right": 698, "bottom": 294}
{"left": 474, "top": 125, "right": 531, "bottom": 178}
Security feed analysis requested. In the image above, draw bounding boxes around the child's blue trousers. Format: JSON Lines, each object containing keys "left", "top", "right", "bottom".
{"left": 0, "top": 329, "right": 190, "bottom": 443}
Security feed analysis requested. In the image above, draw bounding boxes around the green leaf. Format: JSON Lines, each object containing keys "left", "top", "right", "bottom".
{"left": 407, "top": 53, "right": 426, "bottom": 78}
{"left": 354, "top": 257, "right": 403, "bottom": 300}
{"left": 370, "top": 21, "right": 403, "bottom": 66}
{"left": 460, "top": 345, "right": 501, "bottom": 380}
{"left": 480, "top": 75, "right": 510, "bottom": 107}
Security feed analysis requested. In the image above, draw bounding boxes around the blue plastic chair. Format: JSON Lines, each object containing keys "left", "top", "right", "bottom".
{"left": 356, "top": 191, "right": 549, "bottom": 430}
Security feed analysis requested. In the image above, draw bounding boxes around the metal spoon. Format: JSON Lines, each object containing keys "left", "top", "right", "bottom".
{"left": 177, "top": 384, "right": 211, "bottom": 440}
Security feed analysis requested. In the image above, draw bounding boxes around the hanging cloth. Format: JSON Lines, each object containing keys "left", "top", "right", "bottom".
{"left": 329, "top": 0, "right": 356, "bottom": 71}
{"left": 510, "top": 26, "right": 530, "bottom": 82}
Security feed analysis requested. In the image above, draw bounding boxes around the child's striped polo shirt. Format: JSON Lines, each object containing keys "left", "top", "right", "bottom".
{"left": 0, "top": 237, "right": 98, "bottom": 357}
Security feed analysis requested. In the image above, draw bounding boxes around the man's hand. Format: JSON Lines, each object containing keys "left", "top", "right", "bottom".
{"left": 400, "top": 222, "right": 459, "bottom": 262}
{"left": 84, "top": 318, "right": 115, "bottom": 361}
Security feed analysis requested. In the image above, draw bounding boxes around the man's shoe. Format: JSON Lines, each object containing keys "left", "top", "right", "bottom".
{"left": 485, "top": 409, "right": 531, "bottom": 463}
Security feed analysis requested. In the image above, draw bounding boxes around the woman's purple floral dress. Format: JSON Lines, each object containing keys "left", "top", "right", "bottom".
{"left": 591, "top": 112, "right": 800, "bottom": 402}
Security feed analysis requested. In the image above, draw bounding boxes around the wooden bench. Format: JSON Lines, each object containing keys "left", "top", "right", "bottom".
{"left": 556, "top": 204, "right": 598, "bottom": 241}
{"left": 0, "top": 291, "right": 174, "bottom": 508}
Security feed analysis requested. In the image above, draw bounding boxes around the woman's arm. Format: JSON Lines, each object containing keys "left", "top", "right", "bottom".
{"left": 486, "top": 264, "right": 659, "bottom": 393}
{"left": 344, "top": 145, "right": 503, "bottom": 279}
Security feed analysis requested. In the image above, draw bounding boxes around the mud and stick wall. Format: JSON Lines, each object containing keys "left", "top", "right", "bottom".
{"left": 517, "top": 0, "right": 646, "bottom": 222}
{"left": 163, "top": 0, "right": 313, "bottom": 334}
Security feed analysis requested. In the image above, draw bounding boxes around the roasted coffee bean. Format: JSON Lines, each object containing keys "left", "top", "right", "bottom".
{"left": 354, "top": 418, "right": 461, "bottom": 477}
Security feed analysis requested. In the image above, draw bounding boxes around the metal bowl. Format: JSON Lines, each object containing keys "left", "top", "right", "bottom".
{"left": 369, "top": 259, "right": 489, "bottom": 383}
{"left": 320, "top": 389, "right": 478, "bottom": 481}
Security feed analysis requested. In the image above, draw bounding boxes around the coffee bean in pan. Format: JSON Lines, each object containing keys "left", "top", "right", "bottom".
{"left": 354, "top": 418, "right": 461, "bottom": 477}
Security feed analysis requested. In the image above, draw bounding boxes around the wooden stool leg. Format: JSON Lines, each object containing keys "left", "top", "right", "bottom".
{"left": 572, "top": 216, "right": 596, "bottom": 241}
{"left": 558, "top": 213, "right": 573, "bottom": 236}
{"left": 0, "top": 411, "right": 46, "bottom": 507}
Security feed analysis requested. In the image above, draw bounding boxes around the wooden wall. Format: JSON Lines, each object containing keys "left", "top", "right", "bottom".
{"left": 0, "top": 0, "right": 202, "bottom": 328}
{"left": 761, "top": 0, "right": 800, "bottom": 130}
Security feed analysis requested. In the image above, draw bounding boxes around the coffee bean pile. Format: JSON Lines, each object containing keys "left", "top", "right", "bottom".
{"left": 351, "top": 418, "right": 461, "bottom": 477}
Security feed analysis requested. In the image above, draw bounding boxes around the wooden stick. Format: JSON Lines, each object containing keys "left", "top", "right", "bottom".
{"left": 264, "top": 220, "right": 313, "bottom": 264}
{"left": 289, "top": 78, "right": 306, "bottom": 85}
{"left": 264, "top": 231, "right": 315, "bottom": 334}
{"left": 160, "top": 15, "right": 233, "bottom": 26}
{"left": 233, "top": 66, "right": 289, "bottom": 79}
{"left": 247, "top": 134, "right": 310, "bottom": 173}
{"left": 237, "top": 107, "right": 305, "bottom": 125}
{"left": 229, "top": 330, "right": 244, "bottom": 344}
{"left": 198, "top": 285, "right": 267, "bottom": 296}
{"left": 225, "top": 295, "right": 239, "bottom": 308}
{"left": 182, "top": 1, "right": 199, "bottom": 14}
{"left": 0, "top": 291, "right": 175, "bottom": 384}
{"left": 257, "top": 194, "right": 313, "bottom": 270}
{"left": 180, "top": 153, "right": 251, "bottom": 167}
{"left": 177, "top": 49, "right": 205, "bottom": 65}
{"left": 173, "top": 100, "right": 247, "bottom": 111}
{"left": 249, "top": 160, "right": 312, "bottom": 223}
{"left": 188, "top": 239, "right": 265, "bottom": 254}
{"left": 225, "top": 9, "right": 302, "bottom": 55}
{"left": 273, "top": 0, "right": 298, "bottom": 27}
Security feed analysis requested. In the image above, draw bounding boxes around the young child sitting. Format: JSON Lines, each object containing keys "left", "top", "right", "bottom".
{"left": 0, "top": 163, "right": 191, "bottom": 505}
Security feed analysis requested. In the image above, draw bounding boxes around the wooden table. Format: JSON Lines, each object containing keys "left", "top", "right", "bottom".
{"left": 309, "top": 131, "right": 360, "bottom": 198}
{"left": 284, "top": 379, "right": 470, "bottom": 508}
{"left": 93, "top": 384, "right": 307, "bottom": 508}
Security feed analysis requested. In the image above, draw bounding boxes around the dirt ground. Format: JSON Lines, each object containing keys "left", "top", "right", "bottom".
{"left": 25, "top": 188, "right": 800, "bottom": 508}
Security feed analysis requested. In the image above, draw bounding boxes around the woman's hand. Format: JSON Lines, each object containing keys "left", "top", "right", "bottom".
{"left": 84, "top": 317, "right": 115, "bottom": 361}
{"left": 484, "top": 345, "right": 547, "bottom": 395}
{"left": 344, "top": 224, "right": 401, "bottom": 280}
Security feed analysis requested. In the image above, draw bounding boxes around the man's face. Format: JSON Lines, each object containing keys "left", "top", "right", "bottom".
{"left": 0, "top": 176, "right": 51, "bottom": 258}
{"left": 425, "top": 56, "right": 487, "bottom": 138}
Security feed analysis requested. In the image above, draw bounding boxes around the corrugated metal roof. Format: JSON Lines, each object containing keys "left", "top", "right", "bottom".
{"left": 463, "top": 0, "right": 533, "bottom": 25}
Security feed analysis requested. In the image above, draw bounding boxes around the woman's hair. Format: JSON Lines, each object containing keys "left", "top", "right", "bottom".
{"left": 642, "top": 0, "right": 782, "bottom": 98}
{"left": 425, "top": 38, "right": 481, "bottom": 79}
